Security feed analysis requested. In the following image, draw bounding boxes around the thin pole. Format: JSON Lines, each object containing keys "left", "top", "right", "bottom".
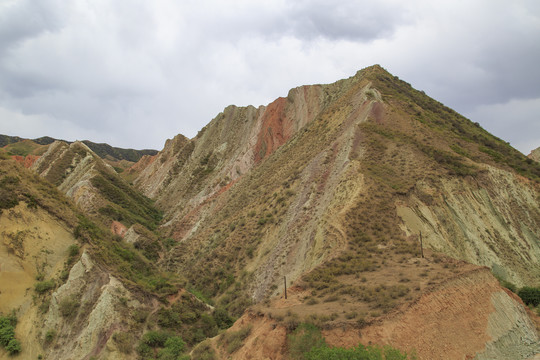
{"left": 420, "top": 231, "right": 424, "bottom": 258}
{"left": 284, "top": 276, "right": 287, "bottom": 299}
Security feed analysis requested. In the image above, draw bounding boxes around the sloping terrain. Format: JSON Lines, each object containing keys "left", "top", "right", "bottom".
{"left": 32, "top": 141, "right": 161, "bottom": 230}
{"left": 133, "top": 65, "right": 540, "bottom": 304}
{"left": 1, "top": 65, "right": 539, "bottom": 359}
{"left": 129, "top": 65, "right": 540, "bottom": 358}
{"left": 0, "top": 143, "right": 223, "bottom": 360}
{"left": 1, "top": 134, "right": 158, "bottom": 174}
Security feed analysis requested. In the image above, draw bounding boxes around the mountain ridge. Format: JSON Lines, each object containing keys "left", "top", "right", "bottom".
{"left": 1, "top": 64, "right": 539, "bottom": 359}
{"left": 0, "top": 134, "right": 158, "bottom": 162}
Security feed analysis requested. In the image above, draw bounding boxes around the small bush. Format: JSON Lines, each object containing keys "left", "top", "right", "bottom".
{"left": 58, "top": 296, "right": 80, "bottom": 317}
{"left": 68, "top": 244, "right": 79, "bottom": 257}
{"left": 44, "top": 329, "right": 56, "bottom": 344}
{"left": 518, "top": 287, "right": 540, "bottom": 307}
{"left": 220, "top": 325, "right": 252, "bottom": 354}
{"left": 5, "top": 338, "right": 21, "bottom": 355}
{"left": 213, "top": 307, "right": 234, "bottom": 329}
{"left": 0, "top": 313, "right": 20, "bottom": 355}
{"left": 287, "top": 323, "right": 326, "bottom": 360}
{"left": 158, "top": 336, "right": 188, "bottom": 360}
{"left": 140, "top": 330, "right": 170, "bottom": 348}
{"left": 34, "top": 280, "right": 55, "bottom": 294}
{"left": 192, "top": 340, "right": 216, "bottom": 360}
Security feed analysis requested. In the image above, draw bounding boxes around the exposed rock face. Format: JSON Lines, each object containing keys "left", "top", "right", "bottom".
{"left": 0, "top": 202, "right": 75, "bottom": 360}
{"left": 6, "top": 65, "right": 539, "bottom": 359}
{"left": 32, "top": 141, "right": 104, "bottom": 213}
{"left": 42, "top": 251, "right": 145, "bottom": 360}
{"left": 133, "top": 74, "right": 378, "bottom": 301}
{"left": 357, "top": 268, "right": 539, "bottom": 360}
{"left": 11, "top": 154, "right": 40, "bottom": 168}
{"left": 397, "top": 165, "right": 540, "bottom": 287}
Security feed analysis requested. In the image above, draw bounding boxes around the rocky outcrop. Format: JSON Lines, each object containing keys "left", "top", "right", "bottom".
{"left": 397, "top": 165, "right": 540, "bottom": 287}
{"left": 32, "top": 141, "right": 104, "bottom": 213}
{"left": 41, "top": 251, "right": 145, "bottom": 360}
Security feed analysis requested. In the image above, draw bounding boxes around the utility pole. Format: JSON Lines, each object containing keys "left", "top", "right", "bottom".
{"left": 284, "top": 276, "right": 287, "bottom": 299}
{"left": 419, "top": 231, "right": 424, "bottom": 258}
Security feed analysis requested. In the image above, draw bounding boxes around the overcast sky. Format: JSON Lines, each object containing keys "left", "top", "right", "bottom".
{"left": 0, "top": 0, "right": 539, "bottom": 154}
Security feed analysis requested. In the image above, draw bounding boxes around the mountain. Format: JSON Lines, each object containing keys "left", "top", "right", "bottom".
{"left": 1, "top": 65, "right": 539, "bottom": 359}
{"left": 0, "top": 135, "right": 158, "bottom": 172}
{"left": 131, "top": 65, "right": 540, "bottom": 358}
{"left": 530, "top": 147, "right": 540, "bottom": 163}
{"left": 1, "top": 143, "right": 223, "bottom": 359}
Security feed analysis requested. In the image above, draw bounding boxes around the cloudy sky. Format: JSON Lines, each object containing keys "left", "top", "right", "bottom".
{"left": 0, "top": 0, "right": 539, "bottom": 154}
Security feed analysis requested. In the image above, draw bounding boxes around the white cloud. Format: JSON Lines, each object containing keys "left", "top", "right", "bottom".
{"left": 0, "top": 0, "right": 539, "bottom": 152}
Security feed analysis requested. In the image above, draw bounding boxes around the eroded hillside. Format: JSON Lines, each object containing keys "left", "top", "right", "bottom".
{"left": 2, "top": 65, "right": 539, "bottom": 359}
{"left": 127, "top": 65, "right": 540, "bottom": 359}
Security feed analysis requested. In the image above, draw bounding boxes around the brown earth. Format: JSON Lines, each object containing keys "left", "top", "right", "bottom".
{"left": 11, "top": 154, "right": 40, "bottom": 168}
{"left": 218, "top": 268, "right": 539, "bottom": 360}
{"left": 110, "top": 220, "right": 128, "bottom": 237}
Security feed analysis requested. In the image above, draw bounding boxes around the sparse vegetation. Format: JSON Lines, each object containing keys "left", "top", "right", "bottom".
{"left": 305, "top": 344, "right": 415, "bottom": 360}
{"left": 219, "top": 325, "right": 252, "bottom": 354}
{"left": 0, "top": 313, "right": 21, "bottom": 355}
{"left": 137, "top": 331, "right": 189, "bottom": 360}
{"left": 44, "top": 329, "right": 56, "bottom": 344}
{"left": 287, "top": 323, "right": 327, "bottom": 360}
{"left": 58, "top": 296, "right": 80, "bottom": 317}
{"left": 191, "top": 340, "right": 216, "bottom": 360}
{"left": 34, "top": 280, "right": 55, "bottom": 294}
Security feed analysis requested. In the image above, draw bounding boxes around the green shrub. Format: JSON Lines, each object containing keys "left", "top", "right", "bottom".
{"left": 44, "top": 329, "right": 56, "bottom": 344}
{"left": 34, "top": 280, "right": 55, "bottom": 294}
{"left": 220, "top": 325, "right": 252, "bottom": 354}
{"left": 58, "top": 296, "right": 80, "bottom": 317}
{"left": 192, "top": 340, "right": 216, "bottom": 360}
{"left": 287, "top": 323, "right": 326, "bottom": 360}
{"left": 518, "top": 287, "right": 540, "bottom": 307}
{"left": 213, "top": 307, "right": 234, "bottom": 329}
{"left": 0, "top": 313, "right": 20, "bottom": 355}
{"left": 158, "top": 336, "right": 188, "bottom": 360}
{"left": 68, "top": 244, "right": 79, "bottom": 257}
{"left": 5, "top": 338, "right": 21, "bottom": 355}
{"left": 140, "top": 330, "right": 170, "bottom": 348}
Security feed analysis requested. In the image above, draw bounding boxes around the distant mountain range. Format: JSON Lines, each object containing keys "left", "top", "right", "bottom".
{"left": 0, "top": 134, "right": 158, "bottom": 162}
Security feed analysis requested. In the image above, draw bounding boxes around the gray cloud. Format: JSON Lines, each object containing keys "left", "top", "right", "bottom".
{"left": 0, "top": 0, "right": 539, "bottom": 154}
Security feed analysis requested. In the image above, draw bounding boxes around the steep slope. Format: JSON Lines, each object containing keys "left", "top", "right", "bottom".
{"left": 1, "top": 147, "right": 222, "bottom": 360}
{"left": 212, "top": 267, "right": 539, "bottom": 360}
{"left": 0, "top": 156, "right": 151, "bottom": 360}
{"left": 134, "top": 65, "right": 540, "bottom": 300}
{"left": 32, "top": 140, "right": 161, "bottom": 231}
{"left": 130, "top": 65, "right": 540, "bottom": 358}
